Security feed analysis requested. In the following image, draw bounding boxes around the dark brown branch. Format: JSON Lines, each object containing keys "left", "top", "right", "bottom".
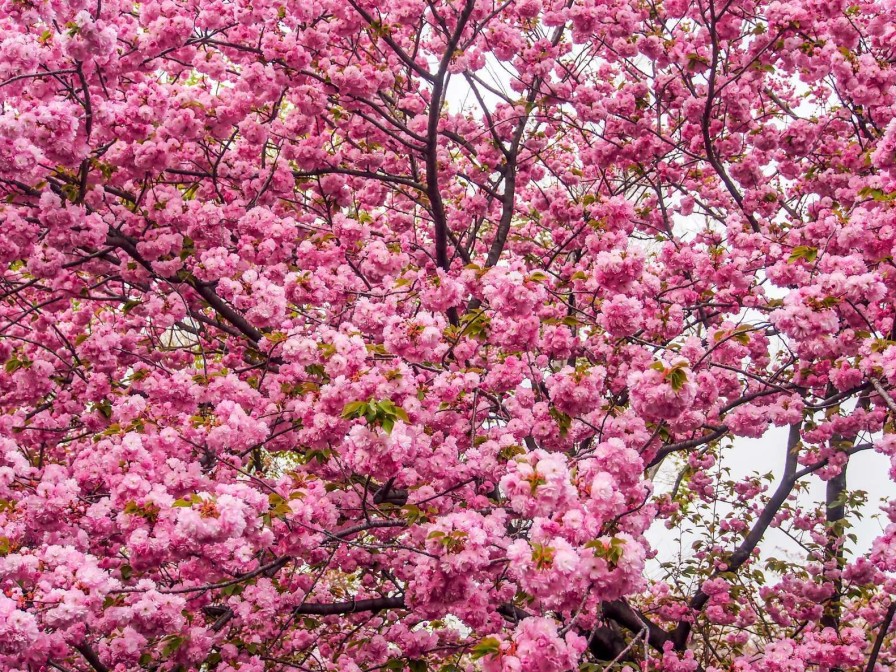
{"left": 425, "top": 0, "right": 476, "bottom": 274}
{"left": 345, "top": 0, "right": 434, "bottom": 81}
{"left": 603, "top": 600, "right": 671, "bottom": 653}
{"left": 821, "top": 459, "right": 848, "bottom": 630}
{"left": 105, "top": 232, "right": 263, "bottom": 343}
{"left": 671, "top": 421, "right": 802, "bottom": 649}
{"left": 647, "top": 426, "right": 729, "bottom": 469}
{"left": 72, "top": 643, "right": 109, "bottom": 672}
{"left": 292, "top": 167, "right": 425, "bottom": 191}
{"left": 483, "top": 21, "right": 565, "bottom": 269}
{"left": 497, "top": 603, "right": 630, "bottom": 662}
{"left": 0, "top": 68, "right": 78, "bottom": 88}
{"left": 701, "top": 10, "right": 761, "bottom": 233}
{"left": 793, "top": 443, "right": 874, "bottom": 481}
{"left": 865, "top": 603, "right": 896, "bottom": 672}
{"left": 191, "top": 282, "right": 263, "bottom": 343}
{"left": 822, "top": 393, "right": 870, "bottom": 630}
{"left": 293, "top": 596, "right": 405, "bottom": 616}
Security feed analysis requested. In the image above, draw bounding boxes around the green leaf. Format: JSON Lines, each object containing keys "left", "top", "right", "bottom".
{"left": 787, "top": 245, "right": 818, "bottom": 264}
{"left": 304, "top": 363, "right": 328, "bottom": 379}
{"left": 403, "top": 504, "right": 432, "bottom": 525}
{"left": 96, "top": 398, "right": 113, "bottom": 419}
{"left": 341, "top": 401, "right": 369, "bottom": 419}
{"left": 667, "top": 367, "right": 688, "bottom": 391}
{"left": 732, "top": 328, "right": 751, "bottom": 345}
{"left": 268, "top": 492, "right": 293, "bottom": 517}
{"left": 266, "top": 331, "right": 288, "bottom": 344}
{"left": 381, "top": 416, "right": 395, "bottom": 434}
{"left": 409, "top": 660, "right": 428, "bottom": 672}
{"left": 471, "top": 637, "right": 502, "bottom": 660}
{"left": 378, "top": 399, "right": 398, "bottom": 414}
{"left": 858, "top": 186, "right": 896, "bottom": 202}
{"left": 585, "top": 537, "right": 626, "bottom": 566}
{"left": 532, "top": 542, "right": 555, "bottom": 570}
{"left": 498, "top": 443, "right": 525, "bottom": 462}
{"left": 160, "top": 634, "right": 186, "bottom": 657}
{"left": 549, "top": 407, "right": 572, "bottom": 436}
{"left": 220, "top": 583, "right": 244, "bottom": 597}
{"left": 122, "top": 299, "right": 142, "bottom": 315}
{"left": 342, "top": 398, "right": 409, "bottom": 433}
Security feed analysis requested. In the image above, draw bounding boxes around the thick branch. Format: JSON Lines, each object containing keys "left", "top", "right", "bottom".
{"left": 292, "top": 167, "right": 425, "bottom": 191}
{"left": 72, "top": 643, "right": 109, "bottom": 672}
{"left": 191, "top": 281, "right": 263, "bottom": 343}
{"left": 671, "top": 421, "right": 802, "bottom": 649}
{"left": 483, "top": 21, "right": 565, "bottom": 269}
{"left": 106, "top": 232, "right": 263, "bottom": 343}
{"left": 865, "top": 603, "right": 896, "bottom": 672}
{"left": 426, "top": 0, "right": 476, "bottom": 273}
{"left": 603, "top": 600, "right": 671, "bottom": 653}
{"left": 293, "top": 596, "right": 405, "bottom": 616}
{"left": 821, "top": 459, "right": 848, "bottom": 630}
{"left": 871, "top": 378, "right": 896, "bottom": 416}
{"left": 701, "top": 12, "right": 760, "bottom": 233}
{"left": 647, "top": 426, "right": 729, "bottom": 469}
{"left": 497, "top": 603, "right": 630, "bottom": 662}
{"left": 822, "top": 392, "right": 870, "bottom": 630}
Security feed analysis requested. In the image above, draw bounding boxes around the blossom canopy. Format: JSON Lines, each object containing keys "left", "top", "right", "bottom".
{"left": 1, "top": 0, "right": 896, "bottom": 671}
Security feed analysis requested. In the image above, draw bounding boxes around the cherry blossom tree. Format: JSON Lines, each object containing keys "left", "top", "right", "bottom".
{"left": 2, "top": 0, "right": 896, "bottom": 670}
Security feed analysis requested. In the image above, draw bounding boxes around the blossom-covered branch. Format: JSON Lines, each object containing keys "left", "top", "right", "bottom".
{"left": 2, "top": 0, "right": 896, "bottom": 671}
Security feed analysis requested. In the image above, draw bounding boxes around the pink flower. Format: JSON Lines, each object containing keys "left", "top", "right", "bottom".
{"left": 600, "top": 295, "right": 643, "bottom": 337}
{"left": 482, "top": 617, "right": 586, "bottom": 672}
{"left": 500, "top": 450, "right": 578, "bottom": 517}
{"left": 628, "top": 359, "right": 698, "bottom": 421}
{"left": 0, "top": 595, "right": 40, "bottom": 656}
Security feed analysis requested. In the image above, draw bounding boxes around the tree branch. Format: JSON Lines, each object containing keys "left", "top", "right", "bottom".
{"left": 425, "top": 0, "right": 476, "bottom": 274}
{"left": 647, "top": 426, "right": 729, "bottom": 469}
{"left": 671, "top": 421, "right": 802, "bottom": 649}
{"left": 72, "top": 643, "right": 109, "bottom": 672}
{"left": 865, "top": 603, "right": 896, "bottom": 672}
{"left": 293, "top": 596, "right": 405, "bottom": 616}
{"left": 603, "top": 600, "right": 671, "bottom": 653}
